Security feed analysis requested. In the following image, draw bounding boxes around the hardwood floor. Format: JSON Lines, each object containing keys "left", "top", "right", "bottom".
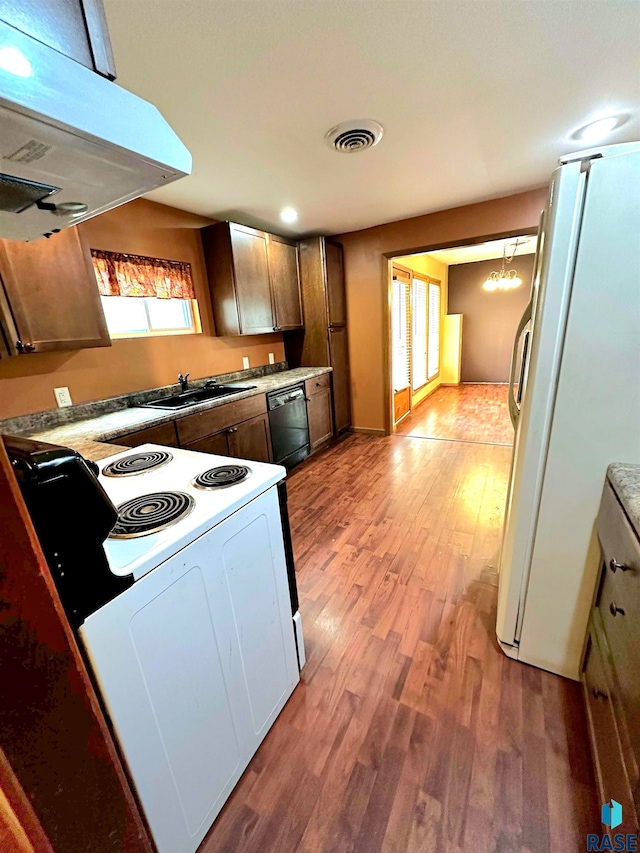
{"left": 396, "top": 384, "right": 514, "bottom": 446}
{"left": 200, "top": 431, "right": 597, "bottom": 853}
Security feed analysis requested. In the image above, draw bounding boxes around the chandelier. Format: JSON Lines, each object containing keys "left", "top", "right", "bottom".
{"left": 483, "top": 239, "right": 524, "bottom": 291}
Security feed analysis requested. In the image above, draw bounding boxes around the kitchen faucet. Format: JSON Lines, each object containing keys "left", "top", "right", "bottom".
{"left": 178, "top": 372, "right": 190, "bottom": 392}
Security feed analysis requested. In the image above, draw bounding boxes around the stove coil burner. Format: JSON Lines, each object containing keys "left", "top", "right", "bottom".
{"left": 103, "top": 450, "right": 173, "bottom": 477}
{"left": 193, "top": 465, "right": 251, "bottom": 490}
{"left": 109, "top": 491, "right": 195, "bottom": 539}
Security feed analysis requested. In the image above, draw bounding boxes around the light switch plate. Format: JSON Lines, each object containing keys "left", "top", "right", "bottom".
{"left": 242, "top": 356, "right": 250, "bottom": 370}
{"left": 268, "top": 352, "right": 275, "bottom": 364}
{"left": 54, "top": 387, "right": 72, "bottom": 408}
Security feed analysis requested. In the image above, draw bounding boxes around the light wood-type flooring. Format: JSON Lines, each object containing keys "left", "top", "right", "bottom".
{"left": 200, "top": 427, "right": 596, "bottom": 853}
{"left": 396, "top": 384, "right": 514, "bottom": 446}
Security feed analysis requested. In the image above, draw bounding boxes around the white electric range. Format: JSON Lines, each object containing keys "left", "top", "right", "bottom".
{"left": 79, "top": 444, "right": 304, "bottom": 853}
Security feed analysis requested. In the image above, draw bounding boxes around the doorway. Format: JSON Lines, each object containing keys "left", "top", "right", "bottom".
{"left": 391, "top": 262, "right": 441, "bottom": 426}
{"left": 388, "top": 234, "right": 537, "bottom": 445}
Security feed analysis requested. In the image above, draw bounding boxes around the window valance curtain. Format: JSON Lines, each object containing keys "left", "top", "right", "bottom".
{"left": 91, "top": 249, "right": 195, "bottom": 300}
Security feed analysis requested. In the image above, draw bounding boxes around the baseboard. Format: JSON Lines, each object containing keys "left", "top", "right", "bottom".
{"left": 351, "top": 426, "right": 386, "bottom": 436}
{"left": 461, "top": 381, "right": 509, "bottom": 385}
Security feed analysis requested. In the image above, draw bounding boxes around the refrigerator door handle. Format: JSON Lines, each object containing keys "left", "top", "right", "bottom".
{"left": 508, "top": 300, "right": 533, "bottom": 428}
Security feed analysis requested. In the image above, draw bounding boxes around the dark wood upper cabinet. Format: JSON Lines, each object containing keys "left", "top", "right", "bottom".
{"left": 201, "top": 222, "right": 303, "bottom": 336}
{"left": 229, "top": 225, "right": 274, "bottom": 335}
{"left": 0, "top": 228, "right": 111, "bottom": 356}
{"left": 325, "top": 239, "right": 346, "bottom": 326}
{"left": 0, "top": 0, "right": 117, "bottom": 78}
{"left": 267, "top": 235, "right": 303, "bottom": 330}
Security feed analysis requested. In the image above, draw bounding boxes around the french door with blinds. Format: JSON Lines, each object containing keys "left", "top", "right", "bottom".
{"left": 392, "top": 265, "right": 441, "bottom": 424}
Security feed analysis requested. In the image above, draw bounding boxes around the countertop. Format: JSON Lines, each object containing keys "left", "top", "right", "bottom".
{"left": 607, "top": 463, "right": 640, "bottom": 536}
{"left": 6, "top": 367, "right": 331, "bottom": 462}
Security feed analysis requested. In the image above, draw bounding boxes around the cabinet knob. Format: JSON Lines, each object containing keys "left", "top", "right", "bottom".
{"left": 273, "top": 326, "right": 281, "bottom": 332}
{"left": 609, "top": 558, "right": 629, "bottom": 573}
{"left": 227, "top": 427, "right": 238, "bottom": 434}
{"left": 609, "top": 601, "right": 625, "bottom": 618}
{"left": 305, "top": 397, "right": 311, "bottom": 402}
{"left": 592, "top": 687, "right": 608, "bottom": 701}
{"left": 16, "top": 340, "right": 36, "bottom": 353}
{"left": 316, "top": 382, "right": 321, "bottom": 387}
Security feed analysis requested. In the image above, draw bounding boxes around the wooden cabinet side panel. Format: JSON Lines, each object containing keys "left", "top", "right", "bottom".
{"left": 0, "top": 228, "right": 110, "bottom": 353}
{"left": 297, "top": 238, "right": 330, "bottom": 366}
{"left": 325, "top": 239, "right": 347, "bottom": 326}
{"left": 0, "top": 439, "right": 153, "bottom": 853}
{"left": 329, "top": 326, "right": 352, "bottom": 433}
{"left": 201, "top": 223, "right": 241, "bottom": 337}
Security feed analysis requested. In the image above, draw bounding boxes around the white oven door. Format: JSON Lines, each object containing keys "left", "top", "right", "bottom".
{"left": 80, "top": 485, "right": 299, "bottom": 853}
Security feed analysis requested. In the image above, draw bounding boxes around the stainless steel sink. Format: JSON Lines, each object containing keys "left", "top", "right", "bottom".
{"left": 140, "top": 385, "right": 256, "bottom": 410}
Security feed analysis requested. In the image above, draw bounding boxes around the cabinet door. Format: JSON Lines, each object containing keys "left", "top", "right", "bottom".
{"left": 325, "top": 240, "right": 346, "bottom": 327}
{"left": 329, "top": 326, "right": 351, "bottom": 433}
{"left": 110, "top": 422, "right": 179, "bottom": 449}
{"left": 182, "top": 431, "right": 230, "bottom": 456}
{"left": 228, "top": 414, "right": 273, "bottom": 463}
{"left": 307, "top": 388, "right": 333, "bottom": 450}
{"left": 229, "top": 225, "right": 275, "bottom": 335}
{"left": 268, "top": 236, "right": 303, "bottom": 330}
{"left": 0, "top": 228, "right": 110, "bottom": 354}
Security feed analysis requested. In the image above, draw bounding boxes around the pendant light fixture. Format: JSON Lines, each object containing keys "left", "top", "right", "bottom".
{"left": 482, "top": 239, "right": 524, "bottom": 292}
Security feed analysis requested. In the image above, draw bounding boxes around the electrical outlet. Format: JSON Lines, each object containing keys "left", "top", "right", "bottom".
{"left": 242, "top": 356, "right": 250, "bottom": 370}
{"left": 54, "top": 387, "right": 72, "bottom": 408}
{"left": 268, "top": 352, "right": 275, "bottom": 365}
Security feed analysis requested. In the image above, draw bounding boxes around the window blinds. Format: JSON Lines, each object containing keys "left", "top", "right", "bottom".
{"left": 392, "top": 277, "right": 411, "bottom": 392}
{"left": 428, "top": 281, "right": 441, "bottom": 379}
{"left": 411, "top": 278, "right": 428, "bottom": 389}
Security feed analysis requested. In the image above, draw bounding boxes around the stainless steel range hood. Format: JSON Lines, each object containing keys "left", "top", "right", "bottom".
{"left": 0, "top": 22, "right": 191, "bottom": 241}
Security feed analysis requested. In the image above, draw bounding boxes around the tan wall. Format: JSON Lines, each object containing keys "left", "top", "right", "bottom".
{"left": 0, "top": 199, "right": 285, "bottom": 419}
{"left": 448, "top": 254, "right": 534, "bottom": 382}
{"left": 441, "top": 314, "right": 463, "bottom": 385}
{"left": 338, "top": 187, "right": 547, "bottom": 431}
{"left": 393, "top": 253, "right": 448, "bottom": 409}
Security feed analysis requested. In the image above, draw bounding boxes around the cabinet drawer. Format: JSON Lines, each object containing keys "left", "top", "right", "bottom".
{"left": 598, "top": 481, "right": 640, "bottom": 584}
{"left": 110, "top": 421, "right": 178, "bottom": 448}
{"left": 596, "top": 561, "right": 640, "bottom": 759}
{"left": 582, "top": 630, "right": 636, "bottom": 831}
{"left": 176, "top": 395, "right": 267, "bottom": 445}
{"left": 305, "top": 373, "right": 331, "bottom": 397}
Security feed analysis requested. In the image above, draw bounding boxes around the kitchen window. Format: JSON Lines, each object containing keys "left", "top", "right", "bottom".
{"left": 92, "top": 249, "right": 200, "bottom": 338}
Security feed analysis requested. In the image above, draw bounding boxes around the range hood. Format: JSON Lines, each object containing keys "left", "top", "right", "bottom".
{"left": 0, "top": 22, "right": 191, "bottom": 241}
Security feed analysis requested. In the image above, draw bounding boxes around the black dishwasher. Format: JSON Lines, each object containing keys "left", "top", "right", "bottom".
{"left": 267, "top": 384, "right": 310, "bottom": 469}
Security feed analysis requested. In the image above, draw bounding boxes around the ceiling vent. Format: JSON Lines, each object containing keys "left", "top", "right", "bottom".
{"left": 325, "top": 119, "right": 384, "bottom": 153}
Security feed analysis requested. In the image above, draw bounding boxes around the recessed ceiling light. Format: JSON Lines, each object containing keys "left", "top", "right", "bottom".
{"left": 280, "top": 207, "right": 298, "bottom": 223}
{"left": 572, "top": 114, "right": 629, "bottom": 143}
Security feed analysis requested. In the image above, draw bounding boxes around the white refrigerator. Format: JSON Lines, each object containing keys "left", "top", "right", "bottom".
{"left": 496, "top": 141, "right": 640, "bottom": 680}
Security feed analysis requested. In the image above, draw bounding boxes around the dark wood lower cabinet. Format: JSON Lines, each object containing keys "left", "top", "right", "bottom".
{"left": 183, "top": 413, "right": 272, "bottom": 464}
{"left": 183, "top": 430, "right": 231, "bottom": 457}
{"left": 228, "top": 413, "right": 272, "bottom": 463}
{"left": 582, "top": 478, "right": 640, "bottom": 835}
{"left": 111, "top": 421, "right": 179, "bottom": 448}
{"left": 307, "top": 389, "right": 333, "bottom": 451}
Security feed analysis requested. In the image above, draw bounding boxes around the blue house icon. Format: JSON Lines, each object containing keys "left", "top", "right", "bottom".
{"left": 601, "top": 799, "right": 623, "bottom": 830}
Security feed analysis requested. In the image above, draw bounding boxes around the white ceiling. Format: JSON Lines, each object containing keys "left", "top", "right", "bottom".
{"left": 426, "top": 235, "right": 538, "bottom": 265}
{"left": 104, "top": 0, "right": 640, "bottom": 236}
